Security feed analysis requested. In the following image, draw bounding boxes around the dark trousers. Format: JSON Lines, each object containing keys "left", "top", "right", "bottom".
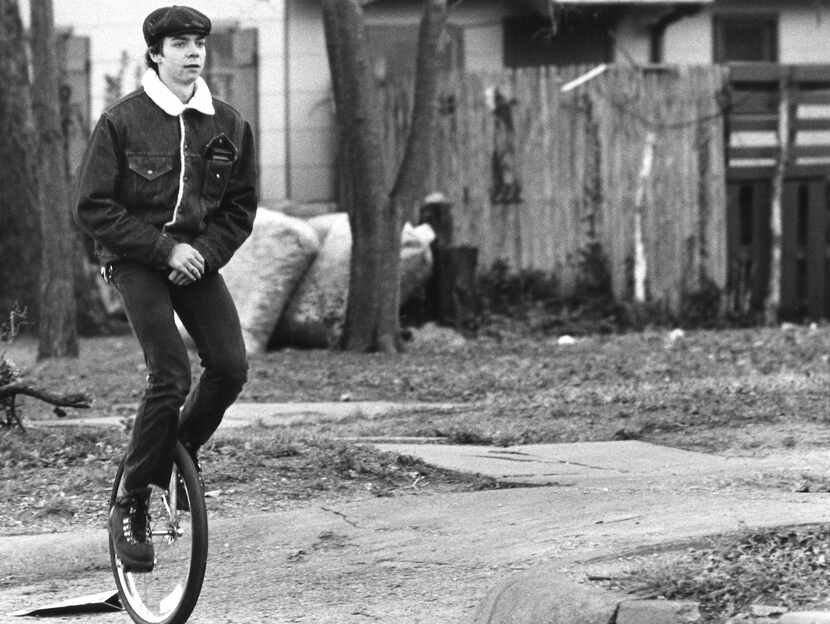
{"left": 111, "top": 261, "right": 248, "bottom": 492}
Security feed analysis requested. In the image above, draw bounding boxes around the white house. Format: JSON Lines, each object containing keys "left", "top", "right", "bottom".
{"left": 31, "top": 0, "right": 830, "bottom": 207}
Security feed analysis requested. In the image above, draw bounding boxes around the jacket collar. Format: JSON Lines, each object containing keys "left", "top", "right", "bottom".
{"left": 141, "top": 69, "right": 215, "bottom": 117}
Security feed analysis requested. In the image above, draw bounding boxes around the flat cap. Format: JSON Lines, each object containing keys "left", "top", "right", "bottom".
{"left": 143, "top": 6, "right": 211, "bottom": 46}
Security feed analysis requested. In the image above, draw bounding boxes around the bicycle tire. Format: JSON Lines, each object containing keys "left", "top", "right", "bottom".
{"left": 109, "top": 442, "right": 208, "bottom": 624}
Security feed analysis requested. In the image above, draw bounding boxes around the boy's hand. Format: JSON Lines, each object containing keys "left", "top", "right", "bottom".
{"left": 168, "top": 269, "right": 195, "bottom": 286}
{"left": 167, "top": 243, "right": 204, "bottom": 283}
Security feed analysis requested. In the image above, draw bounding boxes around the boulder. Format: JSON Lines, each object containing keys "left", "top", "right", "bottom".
{"left": 274, "top": 212, "right": 351, "bottom": 348}
{"left": 274, "top": 214, "right": 436, "bottom": 349}
{"left": 224, "top": 208, "right": 320, "bottom": 353}
{"left": 473, "top": 569, "right": 623, "bottom": 624}
{"left": 179, "top": 208, "right": 319, "bottom": 354}
{"left": 305, "top": 211, "right": 343, "bottom": 244}
{"left": 406, "top": 322, "right": 466, "bottom": 352}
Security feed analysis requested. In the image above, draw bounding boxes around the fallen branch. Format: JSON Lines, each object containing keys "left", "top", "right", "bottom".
{"left": 0, "top": 382, "right": 91, "bottom": 407}
{"left": 0, "top": 382, "right": 92, "bottom": 430}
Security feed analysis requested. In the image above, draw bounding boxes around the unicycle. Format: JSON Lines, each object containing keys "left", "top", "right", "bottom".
{"left": 109, "top": 443, "right": 208, "bottom": 624}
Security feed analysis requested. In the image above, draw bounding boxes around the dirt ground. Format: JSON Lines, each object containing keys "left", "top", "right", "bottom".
{"left": 4, "top": 448, "right": 830, "bottom": 624}
{"left": 4, "top": 324, "right": 830, "bottom": 622}
{"left": 5, "top": 323, "right": 830, "bottom": 535}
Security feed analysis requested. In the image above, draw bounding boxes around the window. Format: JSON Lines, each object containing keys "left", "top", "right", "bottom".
{"left": 503, "top": 12, "right": 612, "bottom": 68}
{"left": 714, "top": 15, "right": 778, "bottom": 63}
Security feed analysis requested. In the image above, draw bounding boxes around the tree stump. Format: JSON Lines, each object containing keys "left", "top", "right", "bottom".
{"left": 434, "top": 245, "right": 479, "bottom": 332}
{"left": 410, "top": 197, "right": 480, "bottom": 332}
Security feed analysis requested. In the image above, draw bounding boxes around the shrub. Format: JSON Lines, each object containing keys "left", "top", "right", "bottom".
{"left": 477, "top": 243, "right": 743, "bottom": 335}
{"left": 477, "top": 259, "right": 559, "bottom": 318}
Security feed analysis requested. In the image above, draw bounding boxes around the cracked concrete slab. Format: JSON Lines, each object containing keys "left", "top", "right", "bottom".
{"left": 372, "top": 440, "right": 736, "bottom": 485}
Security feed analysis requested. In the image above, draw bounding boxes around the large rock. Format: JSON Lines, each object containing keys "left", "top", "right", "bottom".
{"left": 274, "top": 214, "right": 435, "bottom": 349}
{"left": 616, "top": 600, "right": 701, "bottom": 624}
{"left": 305, "top": 211, "right": 343, "bottom": 244}
{"left": 274, "top": 212, "right": 351, "bottom": 348}
{"left": 223, "top": 208, "right": 320, "bottom": 353}
{"left": 473, "top": 569, "right": 624, "bottom": 624}
{"left": 177, "top": 208, "right": 319, "bottom": 354}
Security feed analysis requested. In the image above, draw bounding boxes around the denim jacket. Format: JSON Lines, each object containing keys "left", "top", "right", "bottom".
{"left": 74, "top": 70, "right": 257, "bottom": 272}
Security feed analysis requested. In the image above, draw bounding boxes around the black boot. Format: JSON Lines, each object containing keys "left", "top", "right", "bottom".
{"left": 109, "top": 486, "right": 154, "bottom": 572}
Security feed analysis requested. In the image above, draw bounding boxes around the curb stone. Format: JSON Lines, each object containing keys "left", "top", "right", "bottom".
{"left": 472, "top": 569, "right": 624, "bottom": 624}
{"left": 729, "top": 613, "right": 830, "bottom": 624}
{"left": 779, "top": 613, "right": 830, "bottom": 624}
{"left": 615, "top": 605, "right": 830, "bottom": 624}
{"left": 615, "top": 600, "right": 700, "bottom": 624}
{"left": 475, "top": 571, "right": 830, "bottom": 624}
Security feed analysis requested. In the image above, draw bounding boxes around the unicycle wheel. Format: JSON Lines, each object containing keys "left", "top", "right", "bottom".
{"left": 109, "top": 443, "right": 208, "bottom": 624}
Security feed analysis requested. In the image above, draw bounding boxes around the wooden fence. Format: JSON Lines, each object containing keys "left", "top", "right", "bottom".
{"left": 380, "top": 65, "right": 729, "bottom": 311}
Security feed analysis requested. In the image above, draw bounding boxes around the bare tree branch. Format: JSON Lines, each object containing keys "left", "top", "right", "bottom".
{"left": 0, "top": 382, "right": 91, "bottom": 408}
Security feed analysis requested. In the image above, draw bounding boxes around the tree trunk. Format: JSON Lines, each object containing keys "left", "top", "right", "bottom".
{"left": 383, "top": 0, "right": 447, "bottom": 350}
{"left": 322, "top": 0, "right": 393, "bottom": 352}
{"left": 322, "top": 0, "right": 447, "bottom": 353}
{"left": 31, "top": 0, "right": 78, "bottom": 358}
{"left": 0, "top": 0, "right": 41, "bottom": 323}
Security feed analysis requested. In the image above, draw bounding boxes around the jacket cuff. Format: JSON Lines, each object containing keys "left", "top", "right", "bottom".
{"left": 152, "top": 233, "right": 177, "bottom": 268}
{"left": 190, "top": 239, "right": 221, "bottom": 273}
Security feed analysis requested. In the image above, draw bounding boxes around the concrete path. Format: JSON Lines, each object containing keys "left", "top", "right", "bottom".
{"left": 31, "top": 400, "right": 464, "bottom": 430}
{"left": 372, "top": 440, "right": 738, "bottom": 485}
{"left": 7, "top": 403, "right": 830, "bottom": 623}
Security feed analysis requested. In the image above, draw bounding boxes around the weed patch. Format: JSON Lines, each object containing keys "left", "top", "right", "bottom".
{"left": 0, "top": 426, "right": 505, "bottom": 534}
{"left": 608, "top": 525, "right": 830, "bottom": 623}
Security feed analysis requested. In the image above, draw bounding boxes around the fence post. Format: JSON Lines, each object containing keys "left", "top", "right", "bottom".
{"left": 765, "top": 69, "right": 792, "bottom": 325}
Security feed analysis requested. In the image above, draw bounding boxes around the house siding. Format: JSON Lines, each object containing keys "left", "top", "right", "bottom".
{"left": 779, "top": 6, "right": 830, "bottom": 63}
{"left": 365, "top": 1, "right": 507, "bottom": 72}
{"left": 663, "top": 12, "right": 712, "bottom": 64}
{"left": 286, "top": 1, "right": 335, "bottom": 202}
{"left": 659, "top": 2, "right": 830, "bottom": 64}
{"left": 614, "top": 16, "right": 652, "bottom": 63}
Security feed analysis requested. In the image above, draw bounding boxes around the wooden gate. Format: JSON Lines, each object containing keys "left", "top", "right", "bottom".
{"left": 727, "top": 64, "right": 830, "bottom": 319}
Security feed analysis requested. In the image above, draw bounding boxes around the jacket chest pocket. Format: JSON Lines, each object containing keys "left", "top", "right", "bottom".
{"left": 202, "top": 159, "right": 232, "bottom": 208}
{"left": 126, "top": 154, "right": 176, "bottom": 207}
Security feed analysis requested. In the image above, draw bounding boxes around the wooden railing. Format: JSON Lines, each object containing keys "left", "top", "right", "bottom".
{"left": 728, "top": 63, "right": 830, "bottom": 179}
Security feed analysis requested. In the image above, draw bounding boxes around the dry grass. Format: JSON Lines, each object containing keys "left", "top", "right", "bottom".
{"left": 0, "top": 425, "right": 504, "bottom": 535}
{"left": 6, "top": 323, "right": 830, "bottom": 454}
{"left": 609, "top": 525, "right": 830, "bottom": 623}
